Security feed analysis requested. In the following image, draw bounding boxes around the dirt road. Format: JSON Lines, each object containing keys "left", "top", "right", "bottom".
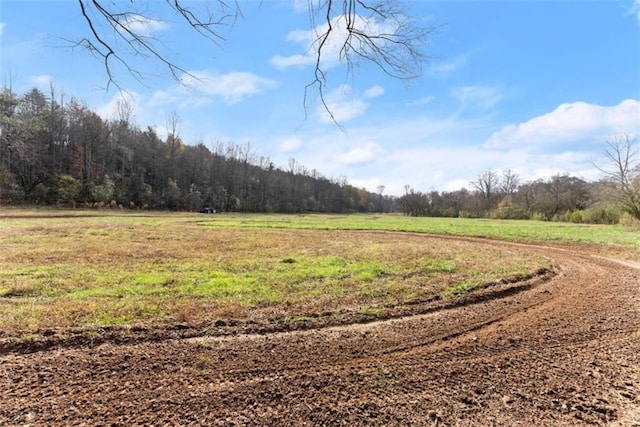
{"left": 2, "top": 237, "right": 639, "bottom": 426}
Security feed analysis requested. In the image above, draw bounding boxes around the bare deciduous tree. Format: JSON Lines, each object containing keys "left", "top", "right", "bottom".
{"left": 597, "top": 134, "right": 640, "bottom": 220}
{"left": 471, "top": 169, "right": 500, "bottom": 211}
{"left": 500, "top": 169, "right": 520, "bottom": 196}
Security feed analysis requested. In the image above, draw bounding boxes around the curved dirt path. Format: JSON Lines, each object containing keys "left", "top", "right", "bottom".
{"left": 1, "top": 237, "right": 639, "bottom": 426}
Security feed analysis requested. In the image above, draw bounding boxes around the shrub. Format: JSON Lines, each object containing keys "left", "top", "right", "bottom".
{"left": 620, "top": 212, "right": 640, "bottom": 230}
{"left": 530, "top": 212, "right": 548, "bottom": 221}
{"left": 567, "top": 210, "right": 585, "bottom": 223}
{"left": 582, "top": 203, "right": 621, "bottom": 225}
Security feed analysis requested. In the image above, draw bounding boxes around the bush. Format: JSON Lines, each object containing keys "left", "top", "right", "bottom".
{"left": 582, "top": 203, "right": 621, "bottom": 225}
{"left": 53, "top": 175, "right": 81, "bottom": 207}
{"left": 530, "top": 212, "right": 548, "bottom": 221}
{"left": 619, "top": 212, "right": 640, "bottom": 229}
{"left": 492, "top": 197, "right": 528, "bottom": 220}
{"left": 566, "top": 210, "right": 585, "bottom": 223}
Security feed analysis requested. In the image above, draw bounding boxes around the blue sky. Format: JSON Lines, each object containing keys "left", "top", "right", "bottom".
{"left": 1, "top": 0, "right": 639, "bottom": 196}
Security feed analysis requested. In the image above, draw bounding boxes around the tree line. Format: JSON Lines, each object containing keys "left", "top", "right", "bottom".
{"left": 0, "top": 86, "right": 394, "bottom": 213}
{"left": 2, "top": 86, "right": 637, "bottom": 224}
{"left": 397, "top": 150, "right": 640, "bottom": 225}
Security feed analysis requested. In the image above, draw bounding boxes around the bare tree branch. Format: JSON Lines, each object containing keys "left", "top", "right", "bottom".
{"left": 74, "top": 0, "right": 432, "bottom": 123}
{"left": 75, "top": 0, "right": 240, "bottom": 90}
{"left": 303, "top": 0, "right": 433, "bottom": 126}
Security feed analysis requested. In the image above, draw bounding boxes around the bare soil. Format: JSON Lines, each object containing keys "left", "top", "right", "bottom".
{"left": 1, "top": 236, "right": 639, "bottom": 426}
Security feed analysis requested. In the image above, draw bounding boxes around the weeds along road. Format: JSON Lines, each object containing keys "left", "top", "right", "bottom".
{"left": 1, "top": 237, "right": 639, "bottom": 426}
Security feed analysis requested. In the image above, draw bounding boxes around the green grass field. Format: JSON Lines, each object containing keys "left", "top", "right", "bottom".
{"left": 200, "top": 213, "right": 640, "bottom": 249}
{"left": 0, "top": 209, "right": 637, "bottom": 332}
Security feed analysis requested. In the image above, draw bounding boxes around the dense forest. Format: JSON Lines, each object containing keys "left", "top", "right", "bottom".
{"left": 1, "top": 86, "right": 637, "bottom": 225}
{"left": 0, "top": 86, "right": 394, "bottom": 213}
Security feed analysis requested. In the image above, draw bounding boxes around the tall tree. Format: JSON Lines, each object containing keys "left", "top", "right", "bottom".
{"left": 597, "top": 134, "right": 640, "bottom": 219}
{"left": 500, "top": 169, "right": 520, "bottom": 196}
{"left": 470, "top": 169, "right": 500, "bottom": 213}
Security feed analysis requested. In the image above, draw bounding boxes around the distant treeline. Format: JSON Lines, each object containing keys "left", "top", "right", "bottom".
{"left": 397, "top": 170, "right": 626, "bottom": 224}
{"left": 0, "top": 86, "right": 394, "bottom": 213}
{"left": 0, "top": 86, "right": 634, "bottom": 224}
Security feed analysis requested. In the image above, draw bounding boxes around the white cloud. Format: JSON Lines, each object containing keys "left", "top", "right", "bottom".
{"left": 444, "top": 179, "right": 472, "bottom": 192}
{"left": 272, "top": 12, "right": 399, "bottom": 72}
{"left": 278, "top": 136, "right": 303, "bottom": 153}
{"left": 451, "top": 86, "right": 503, "bottom": 110}
{"left": 334, "top": 141, "right": 384, "bottom": 165}
{"left": 431, "top": 53, "right": 469, "bottom": 75}
{"left": 631, "top": 0, "right": 640, "bottom": 24}
{"left": 0, "top": 22, "right": 5, "bottom": 37}
{"left": 28, "top": 74, "right": 53, "bottom": 87}
{"left": 285, "top": 28, "right": 312, "bottom": 44}
{"left": 94, "top": 91, "right": 141, "bottom": 122}
{"left": 271, "top": 54, "right": 315, "bottom": 69}
{"left": 348, "top": 176, "right": 385, "bottom": 192}
{"left": 291, "top": 0, "right": 308, "bottom": 14}
{"left": 266, "top": 106, "right": 612, "bottom": 196}
{"left": 181, "top": 71, "right": 277, "bottom": 104}
{"left": 485, "top": 99, "right": 640, "bottom": 149}
{"left": 149, "top": 70, "right": 277, "bottom": 108}
{"left": 120, "top": 15, "right": 168, "bottom": 36}
{"left": 408, "top": 95, "right": 436, "bottom": 107}
{"left": 316, "top": 84, "right": 369, "bottom": 123}
{"left": 364, "top": 85, "right": 384, "bottom": 98}
{"left": 148, "top": 90, "right": 179, "bottom": 107}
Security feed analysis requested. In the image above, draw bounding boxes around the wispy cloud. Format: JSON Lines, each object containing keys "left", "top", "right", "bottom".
{"left": 451, "top": 85, "right": 503, "bottom": 110}
{"left": 0, "top": 22, "right": 5, "bottom": 37}
{"left": 484, "top": 99, "right": 640, "bottom": 149}
{"left": 430, "top": 53, "right": 469, "bottom": 75}
{"left": 28, "top": 74, "right": 53, "bottom": 87}
{"left": 631, "top": 0, "right": 640, "bottom": 24}
{"left": 182, "top": 71, "right": 277, "bottom": 104}
{"left": 291, "top": 0, "right": 308, "bottom": 14}
{"left": 278, "top": 136, "right": 303, "bottom": 153}
{"left": 364, "top": 85, "right": 384, "bottom": 98}
{"left": 94, "top": 91, "right": 141, "bottom": 122}
{"left": 150, "top": 70, "right": 277, "bottom": 108}
{"left": 120, "top": 15, "right": 169, "bottom": 36}
{"left": 314, "top": 84, "right": 383, "bottom": 123}
{"left": 408, "top": 95, "right": 436, "bottom": 107}
{"left": 334, "top": 141, "right": 385, "bottom": 165}
{"left": 271, "top": 54, "right": 314, "bottom": 69}
{"left": 316, "top": 84, "right": 369, "bottom": 123}
{"left": 271, "top": 12, "right": 400, "bottom": 72}
{"left": 269, "top": 101, "right": 616, "bottom": 196}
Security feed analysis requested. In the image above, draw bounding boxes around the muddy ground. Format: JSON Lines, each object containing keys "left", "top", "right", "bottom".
{"left": 1, "top": 237, "right": 639, "bottom": 426}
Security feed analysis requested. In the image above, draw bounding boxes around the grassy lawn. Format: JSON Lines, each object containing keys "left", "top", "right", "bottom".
{"left": 199, "top": 213, "right": 640, "bottom": 250}
{"left": 0, "top": 208, "right": 636, "bottom": 332}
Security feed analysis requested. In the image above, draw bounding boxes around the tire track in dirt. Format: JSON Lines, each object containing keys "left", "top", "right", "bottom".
{"left": 1, "top": 236, "right": 639, "bottom": 426}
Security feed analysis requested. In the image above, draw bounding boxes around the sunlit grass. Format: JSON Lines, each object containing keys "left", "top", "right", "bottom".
{"left": 198, "top": 213, "right": 640, "bottom": 250}
{"left": 0, "top": 209, "right": 561, "bottom": 331}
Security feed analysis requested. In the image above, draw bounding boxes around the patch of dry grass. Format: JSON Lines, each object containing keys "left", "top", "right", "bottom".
{"left": 0, "top": 211, "right": 551, "bottom": 331}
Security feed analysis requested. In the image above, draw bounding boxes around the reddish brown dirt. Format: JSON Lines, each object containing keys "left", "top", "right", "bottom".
{"left": 1, "top": 237, "right": 639, "bottom": 426}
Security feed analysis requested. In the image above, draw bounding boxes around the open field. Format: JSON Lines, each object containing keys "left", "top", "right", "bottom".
{"left": 1, "top": 208, "right": 639, "bottom": 426}
{"left": 3, "top": 209, "right": 639, "bottom": 247}
{"left": 0, "top": 209, "right": 556, "bottom": 333}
